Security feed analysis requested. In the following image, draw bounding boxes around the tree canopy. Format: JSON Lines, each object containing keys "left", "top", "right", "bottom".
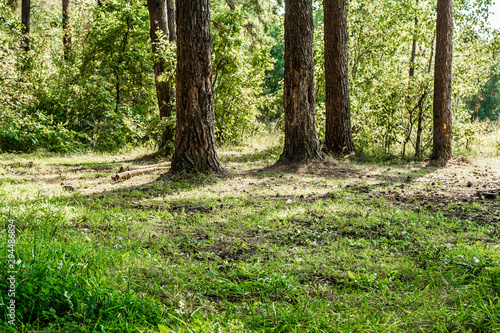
{"left": 0, "top": 0, "right": 497, "bottom": 163}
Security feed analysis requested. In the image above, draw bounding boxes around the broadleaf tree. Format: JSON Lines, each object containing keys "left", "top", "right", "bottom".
{"left": 146, "top": 0, "right": 175, "bottom": 150}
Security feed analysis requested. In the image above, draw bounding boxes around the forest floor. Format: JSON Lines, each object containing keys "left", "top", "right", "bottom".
{"left": 1, "top": 131, "right": 500, "bottom": 332}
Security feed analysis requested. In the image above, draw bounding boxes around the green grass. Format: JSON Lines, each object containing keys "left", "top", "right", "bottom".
{"left": 1, "top": 134, "right": 500, "bottom": 332}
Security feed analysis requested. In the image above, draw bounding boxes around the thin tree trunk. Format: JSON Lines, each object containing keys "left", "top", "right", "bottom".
{"left": 409, "top": 2, "right": 418, "bottom": 78}
{"left": 415, "top": 32, "right": 436, "bottom": 159}
{"left": 403, "top": 0, "right": 419, "bottom": 158}
{"left": 21, "top": 0, "right": 30, "bottom": 51}
{"left": 431, "top": 0, "right": 453, "bottom": 161}
{"left": 415, "top": 94, "right": 426, "bottom": 159}
{"left": 166, "top": 0, "right": 176, "bottom": 42}
{"left": 114, "top": 17, "right": 131, "bottom": 113}
{"left": 324, "top": 0, "right": 354, "bottom": 156}
{"left": 63, "top": 0, "right": 71, "bottom": 60}
{"left": 279, "top": 0, "right": 322, "bottom": 163}
{"left": 147, "top": 0, "right": 175, "bottom": 148}
{"left": 170, "top": 0, "right": 222, "bottom": 173}
{"left": 115, "top": 81, "right": 120, "bottom": 112}
{"left": 224, "top": 0, "right": 235, "bottom": 11}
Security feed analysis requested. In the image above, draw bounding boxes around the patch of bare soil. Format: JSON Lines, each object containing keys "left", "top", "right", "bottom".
{"left": 365, "top": 158, "right": 500, "bottom": 225}
{"left": 255, "top": 159, "right": 362, "bottom": 178}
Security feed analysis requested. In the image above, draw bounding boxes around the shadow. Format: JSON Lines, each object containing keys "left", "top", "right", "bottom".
{"left": 219, "top": 146, "right": 281, "bottom": 164}
{"left": 10, "top": 143, "right": 449, "bottom": 224}
{"left": 118, "top": 152, "right": 170, "bottom": 165}
{"left": 63, "top": 156, "right": 440, "bottom": 217}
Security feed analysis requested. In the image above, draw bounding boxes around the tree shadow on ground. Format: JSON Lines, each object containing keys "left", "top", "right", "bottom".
{"left": 58, "top": 154, "right": 444, "bottom": 215}
{"left": 219, "top": 146, "right": 281, "bottom": 164}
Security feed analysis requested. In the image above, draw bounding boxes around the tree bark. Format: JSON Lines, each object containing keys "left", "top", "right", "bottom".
{"left": 279, "top": 0, "right": 322, "bottom": 163}
{"left": 431, "top": 0, "right": 453, "bottom": 161}
{"left": 21, "top": 0, "right": 30, "bottom": 51}
{"left": 62, "top": 0, "right": 71, "bottom": 60}
{"left": 323, "top": 0, "right": 354, "bottom": 156}
{"left": 170, "top": 0, "right": 223, "bottom": 173}
{"left": 147, "top": 0, "right": 175, "bottom": 147}
{"left": 166, "top": 0, "right": 176, "bottom": 42}
{"left": 409, "top": 2, "right": 418, "bottom": 79}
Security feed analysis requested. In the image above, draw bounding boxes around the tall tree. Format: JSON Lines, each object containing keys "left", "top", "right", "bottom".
{"left": 21, "top": 0, "right": 30, "bottom": 51}
{"left": 146, "top": 0, "right": 175, "bottom": 148}
{"left": 62, "top": 0, "right": 71, "bottom": 60}
{"left": 431, "top": 0, "right": 453, "bottom": 161}
{"left": 170, "top": 0, "right": 223, "bottom": 173}
{"left": 323, "top": 0, "right": 354, "bottom": 155}
{"left": 278, "top": 0, "right": 322, "bottom": 163}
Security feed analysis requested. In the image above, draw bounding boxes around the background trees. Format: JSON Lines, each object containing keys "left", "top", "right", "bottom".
{"left": 0, "top": 0, "right": 497, "bottom": 163}
{"left": 146, "top": 0, "right": 175, "bottom": 150}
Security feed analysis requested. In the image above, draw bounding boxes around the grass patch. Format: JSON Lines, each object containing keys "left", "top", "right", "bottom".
{"left": 1, "top": 133, "right": 500, "bottom": 332}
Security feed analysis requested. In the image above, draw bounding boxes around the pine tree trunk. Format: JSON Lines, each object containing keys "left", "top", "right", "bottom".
{"left": 324, "top": 0, "right": 354, "bottom": 156}
{"left": 62, "top": 0, "right": 71, "bottom": 60}
{"left": 279, "top": 0, "right": 322, "bottom": 163}
{"left": 21, "top": 0, "right": 30, "bottom": 51}
{"left": 147, "top": 0, "right": 175, "bottom": 147}
{"left": 170, "top": 0, "right": 223, "bottom": 173}
{"left": 431, "top": 0, "right": 453, "bottom": 161}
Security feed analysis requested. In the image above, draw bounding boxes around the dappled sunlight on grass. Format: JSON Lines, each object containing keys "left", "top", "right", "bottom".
{"left": 1, "top": 133, "right": 500, "bottom": 332}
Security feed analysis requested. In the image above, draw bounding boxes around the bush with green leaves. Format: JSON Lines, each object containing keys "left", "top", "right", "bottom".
{"left": 467, "top": 49, "right": 500, "bottom": 122}
{"left": 0, "top": 0, "right": 157, "bottom": 153}
{"left": 211, "top": 6, "right": 269, "bottom": 144}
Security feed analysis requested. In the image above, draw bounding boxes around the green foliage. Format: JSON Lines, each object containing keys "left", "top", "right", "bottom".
{"left": 467, "top": 51, "right": 500, "bottom": 122}
{"left": 259, "top": 15, "right": 284, "bottom": 121}
{"left": 70, "top": 0, "right": 156, "bottom": 151}
{"left": 0, "top": 111, "right": 85, "bottom": 152}
{"left": 469, "top": 74, "right": 500, "bottom": 121}
{"left": 0, "top": 208, "right": 165, "bottom": 332}
{"left": 0, "top": 0, "right": 497, "bottom": 158}
{"left": 211, "top": 6, "right": 267, "bottom": 144}
{"left": 0, "top": 0, "right": 156, "bottom": 153}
